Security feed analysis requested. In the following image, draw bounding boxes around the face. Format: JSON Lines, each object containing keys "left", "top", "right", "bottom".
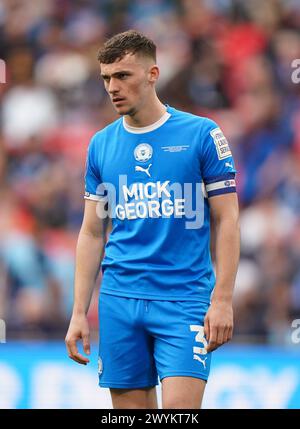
{"left": 100, "top": 53, "right": 158, "bottom": 116}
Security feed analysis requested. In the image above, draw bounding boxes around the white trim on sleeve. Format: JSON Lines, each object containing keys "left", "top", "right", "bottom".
{"left": 206, "top": 179, "right": 236, "bottom": 192}
{"left": 84, "top": 193, "right": 103, "bottom": 201}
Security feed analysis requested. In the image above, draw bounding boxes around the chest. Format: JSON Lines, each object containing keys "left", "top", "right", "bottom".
{"left": 99, "top": 133, "right": 202, "bottom": 189}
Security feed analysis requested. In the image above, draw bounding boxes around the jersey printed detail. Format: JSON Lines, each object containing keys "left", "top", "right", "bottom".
{"left": 161, "top": 145, "right": 189, "bottom": 152}
{"left": 210, "top": 127, "right": 232, "bottom": 160}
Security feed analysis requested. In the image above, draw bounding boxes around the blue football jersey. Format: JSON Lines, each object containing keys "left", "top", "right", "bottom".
{"left": 84, "top": 105, "right": 237, "bottom": 302}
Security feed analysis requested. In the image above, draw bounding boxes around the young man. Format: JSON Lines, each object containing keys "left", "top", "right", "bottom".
{"left": 65, "top": 30, "right": 240, "bottom": 409}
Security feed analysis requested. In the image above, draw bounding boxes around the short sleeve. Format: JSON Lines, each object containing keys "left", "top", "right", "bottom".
{"left": 200, "top": 119, "right": 237, "bottom": 198}
{"left": 84, "top": 135, "right": 106, "bottom": 201}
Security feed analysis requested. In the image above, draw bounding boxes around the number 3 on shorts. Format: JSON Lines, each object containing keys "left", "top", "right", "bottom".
{"left": 190, "top": 325, "right": 208, "bottom": 356}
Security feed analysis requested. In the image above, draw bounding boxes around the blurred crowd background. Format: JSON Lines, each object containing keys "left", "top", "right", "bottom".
{"left": 0, "top": 0, "right": 300, "bottom": 344}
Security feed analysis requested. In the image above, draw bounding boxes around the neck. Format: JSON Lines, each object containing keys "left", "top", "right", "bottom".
{"left": 124, "top": 95, "right": 166, "bottom": 128}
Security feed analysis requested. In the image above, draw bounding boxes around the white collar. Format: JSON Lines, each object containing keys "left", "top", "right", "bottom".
{"left": 123, "top": 109, "right": 171, "bottom": 134}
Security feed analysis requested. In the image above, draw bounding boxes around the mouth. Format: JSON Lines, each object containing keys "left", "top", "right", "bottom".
{"left": 112, "top": 97, "right": 125, "bottom": 104}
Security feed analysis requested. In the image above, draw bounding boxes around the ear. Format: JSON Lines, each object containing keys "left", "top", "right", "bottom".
{"left": 148, "top": 64, "right": 159, "bottom": 84}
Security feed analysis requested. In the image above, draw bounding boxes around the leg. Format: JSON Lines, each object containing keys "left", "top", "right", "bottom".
{"left": 145, "top": 300, "right": 211, "bottom": 409}
{"left": 110, "top": 386, "right": 158, "bottom": 409}
{"left": 162, "top": 376, "right": 206, "bottom": 409}
{"left": 98, "top": 295, "right": 158, "bottom": 399}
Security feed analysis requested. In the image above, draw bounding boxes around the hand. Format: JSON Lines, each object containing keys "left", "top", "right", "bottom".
{"left": 65, "top": 313, "right": 91, "bottom": 365}
{"left": 204, "top": 299, "right": 233, "bottom": 352}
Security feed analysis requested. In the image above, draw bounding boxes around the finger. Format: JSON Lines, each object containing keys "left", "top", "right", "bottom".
{"left": 222, "top": 327, "right": 230, "bottom": 344}
{"left": 204, "top": 317, "right": 210, "bottom": 342}
{"left": 227, "top": 326, "right": 233, "bottom": 342}
{"left": 66, "top": 338, "right": 90, "bottom": 365}
{"left": 217, "top": 326, "right": 226, "bottom": 346}
{"left": 207, "top": 325, "right": 218, "bottom": 352}
{"left": 71, "top": 354, "right": 89, "bottom": 365}
{"left": 83, "top": 332, "right": 91, "bottom": 355}
{"left": 65, "top": 336, "right": 73, "bottom": 359}
{"left": 222, "top": 326, "right": 233, "bottom": 344}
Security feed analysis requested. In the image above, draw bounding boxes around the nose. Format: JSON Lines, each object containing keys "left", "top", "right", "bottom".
{"left": 108, "top": 78, "right": 119, "bottom": 95}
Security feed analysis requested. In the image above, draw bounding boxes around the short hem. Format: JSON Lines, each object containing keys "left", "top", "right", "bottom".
{"left": 99, "top": 380, "right": 159, "bottom": 389}
{"left": 159, "top": 372, "right": 208, "bottom": 382}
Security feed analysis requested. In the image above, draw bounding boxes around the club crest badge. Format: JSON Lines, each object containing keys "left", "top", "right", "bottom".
{"left": 134, "top": 143, "right": 153, "bottom": 163}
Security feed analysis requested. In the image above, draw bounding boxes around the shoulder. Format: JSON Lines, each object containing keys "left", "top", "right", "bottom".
{"left": 89, "top": 117, "right": 123, "bottom": 147}
{"left": 168, "top": 106, "right": 219, "bottom": 133}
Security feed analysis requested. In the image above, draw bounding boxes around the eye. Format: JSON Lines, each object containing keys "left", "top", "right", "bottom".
{"left": 118, "top": 73, "right": 128, "bottom": 80}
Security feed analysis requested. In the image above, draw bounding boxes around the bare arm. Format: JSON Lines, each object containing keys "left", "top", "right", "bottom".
{"left": 65, "top": 199, "right": 107, "bottom": 364}
{"left": 204, "top": 192, "right": 240, "bottom": 352}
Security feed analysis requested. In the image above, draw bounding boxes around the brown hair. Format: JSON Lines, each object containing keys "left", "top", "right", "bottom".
{"left": 97, "top": 30, "right": 156, "bottom": 64}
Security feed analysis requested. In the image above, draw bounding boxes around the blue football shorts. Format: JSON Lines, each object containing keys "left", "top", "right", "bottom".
{"left": 98, "top": 292, "right": 212, "bottom": 389}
